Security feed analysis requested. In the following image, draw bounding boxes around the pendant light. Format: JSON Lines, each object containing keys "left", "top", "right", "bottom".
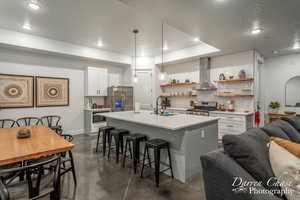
{"left": 133, "top": 29, "right": 139, "bottom": 83}
{"left": 160, "top": 23, "right": 167, "bottom": 80}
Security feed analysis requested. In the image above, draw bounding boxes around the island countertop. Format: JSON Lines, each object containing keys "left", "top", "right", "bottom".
{"left": 99, "top": 111, "right": 219, "bottom": 130}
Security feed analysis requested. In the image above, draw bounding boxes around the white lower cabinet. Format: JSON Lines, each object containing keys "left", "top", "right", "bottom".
{"left": 209, "top": 112, "right": 253, "bottom": 140}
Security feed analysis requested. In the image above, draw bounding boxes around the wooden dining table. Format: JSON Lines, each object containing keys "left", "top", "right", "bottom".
{"left": 0, "top": 125, "right": 74, "bottom": 166}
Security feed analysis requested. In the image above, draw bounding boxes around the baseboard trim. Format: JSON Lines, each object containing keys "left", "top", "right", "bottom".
{"left": 66, "top": 129, "right": 85, "bottom": 135}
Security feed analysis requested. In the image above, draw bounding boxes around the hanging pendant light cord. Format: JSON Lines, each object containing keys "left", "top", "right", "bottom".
{"left": 133, "top": 29, "right": 138, "bottom": 77}
{"left": 161, "top": 23, "right": 164, "bottom": 69}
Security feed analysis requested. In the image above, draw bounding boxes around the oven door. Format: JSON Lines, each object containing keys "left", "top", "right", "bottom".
{"left": 93, "top": 111, "right": 109, "bottom": 123}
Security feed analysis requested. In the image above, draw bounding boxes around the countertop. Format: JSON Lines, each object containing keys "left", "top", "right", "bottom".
{"left": 165, "top": 107, "right": 191, "bottom": 111}
{"left": 84, "top": 108, "right": 112, "bottom": 112}
{"left": 209, "top": 110, "right": 253, "bottom": 116}
{"left": 99, "top": 110, "right": 219, "bottom": 130}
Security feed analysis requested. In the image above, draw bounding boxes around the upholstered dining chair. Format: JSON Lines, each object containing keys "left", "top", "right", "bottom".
{"left": 41, "top": 115, "right": 63, "bottom": 135}
{"left": 16, "top": 117, "right": 41, "bottom": 127}
{"left": 0, "top": 119, "right": 15, "bottom": 128}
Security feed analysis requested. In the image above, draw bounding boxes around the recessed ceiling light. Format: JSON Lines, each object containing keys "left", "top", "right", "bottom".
{"left": 23, "top": 23, "right": 32, "bottom": 30}
{"left": 272, "top": 50, "right": 279, "bottom": 54}
{"left": 28, "top": 1, "right": 40, "bottom": 10}
{"left": 163, "top": 45, "right": 168, "bottom": 51}
{"left": 97, "top": 40, "right": 103, "bottom": 47}
{"left": 251, "top": 27, "right": 263, "bottom": 35}
{"left": 193, "top": 37, "right": 200, "bottom": 42}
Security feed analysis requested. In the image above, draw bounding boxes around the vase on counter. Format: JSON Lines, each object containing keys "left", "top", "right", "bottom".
{"left": 219, "top": 73, "right": 226, "bottom": 80}
{"left": 269, "top": 108, "right": 279, "bottom": 114}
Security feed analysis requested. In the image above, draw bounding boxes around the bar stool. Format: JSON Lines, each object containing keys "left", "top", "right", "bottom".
{"left": 108, "top": 129, "right": 129, "bottom": 163}
{"left": 140, "top": 138, "right": 174, "bottom": 187}
{"left": 95, "top": 126, "right": 115, "bottom": 155}
{"left": 122, "top": 133, "right": 147, "bottom": 174}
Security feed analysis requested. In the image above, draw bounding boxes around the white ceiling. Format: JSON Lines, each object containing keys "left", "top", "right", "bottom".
{"left": 0, "top": 0, "right": 205, "bottom": 57}
{"left": 0, "top": 0, "right": 299, "bottom": 58}
{"left": 121, "top": 0, "right": 300, "bottom": 57}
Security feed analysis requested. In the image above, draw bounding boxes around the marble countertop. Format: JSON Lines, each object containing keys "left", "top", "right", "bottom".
{"left": 209, "top": 110, "right": 253, "bottom": 116}
{"left": 84, "top": 108, "right": 112, "bottom": 112}
{"left": 165, "top": 107, "right": 191, "bottom": 111}
{"left": 99, "top": 111, "right": 219, "bottom": 130}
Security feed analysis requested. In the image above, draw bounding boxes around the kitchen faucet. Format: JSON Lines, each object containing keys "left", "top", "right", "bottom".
{"left": 155, "top": 96, "right": 167, "bottom": 114}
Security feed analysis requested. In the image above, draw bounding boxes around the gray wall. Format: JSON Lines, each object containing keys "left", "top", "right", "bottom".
{"left": 260, "top": 53, "right": 300, "bottom": 123}
{"left": 0, "top": 47, "right": 129, "bottom": 135}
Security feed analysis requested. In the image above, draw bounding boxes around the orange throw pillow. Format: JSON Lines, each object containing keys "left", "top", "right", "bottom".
{"left": 270, "top": 137, "right": 300, "bottom": 159}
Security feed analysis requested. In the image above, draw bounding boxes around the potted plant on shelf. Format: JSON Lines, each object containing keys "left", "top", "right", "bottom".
{"left": 269, "top": 101, "right": 280, "bottom": 114}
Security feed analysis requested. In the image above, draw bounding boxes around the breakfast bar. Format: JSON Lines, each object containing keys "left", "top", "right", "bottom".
{"left": 100, "top": 111, "right": 219, "bottom": 182}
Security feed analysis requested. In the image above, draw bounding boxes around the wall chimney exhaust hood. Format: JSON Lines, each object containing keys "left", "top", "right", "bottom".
{"left": 197, "top": 57, "right": 217, "bottom": 91}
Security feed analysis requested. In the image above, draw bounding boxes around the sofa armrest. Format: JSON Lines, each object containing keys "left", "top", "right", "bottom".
{"left": 201, "top": 151, "right": 283, "bottom": 200}
{"left": 0, "top": 180, "right": 9, "bottom": 200}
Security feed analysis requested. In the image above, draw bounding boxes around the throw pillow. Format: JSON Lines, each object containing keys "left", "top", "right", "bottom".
{"left": 223, "top": 128, "right": 281, "bottom": 194}
{"left": 271, "top": 137, "right": 300, "bottom": 159}
{"left": 269, "top": 140, "right": 300, "bottom": 200}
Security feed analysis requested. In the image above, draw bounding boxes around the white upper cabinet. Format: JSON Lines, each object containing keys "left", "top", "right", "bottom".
{"left": 108, "top": 73, "right": 120, "bottom": 87}
{"left": 85, "top": 67, "right": 108, "bottom": 96}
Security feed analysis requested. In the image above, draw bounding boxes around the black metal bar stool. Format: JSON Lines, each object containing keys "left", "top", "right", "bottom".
{"left": 122, "top": 133, "right": 147, "bottom": 174}
{"left": 108, "top": 129, "right": 129, "bottom": 163}
{"left": 140, "top": 138, "right": 174, "bottom": 187}
{"left": 95, "top": 126, "right": 115, "bottom": 155}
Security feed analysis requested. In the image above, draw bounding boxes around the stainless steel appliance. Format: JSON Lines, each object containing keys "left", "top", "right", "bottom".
{"left": 106, "top": 86, "right": 134, "bottom": 111}
{"left": 186, "top": 101, "right": 218, "bottom": 116}
{"left": 92, "top": 111, "right": 109, "bottom": 123}
{"left": 197, "top": 57, "right": 217, "bottom": 91}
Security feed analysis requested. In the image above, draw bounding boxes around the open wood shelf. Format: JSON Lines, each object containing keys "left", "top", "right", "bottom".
{"left": 214, "top": 78, "right": 254, "bottom": 83}
{"left": 215, "top": 93, "right": 254, "bottom": 97}
{"left": 160, "top": 82, "right": 198, "bottom": 87}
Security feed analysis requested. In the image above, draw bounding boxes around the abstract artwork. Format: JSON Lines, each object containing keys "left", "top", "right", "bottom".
{"left": 36, "top": 77, "right": 69, "bottom": 107}
{"left": 0, "top": 74, "right": 34, "bottom": 108}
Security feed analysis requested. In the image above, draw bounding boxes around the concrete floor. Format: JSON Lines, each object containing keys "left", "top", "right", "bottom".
{"left": 60, "top": 134, "right": 207, "bottom": 200}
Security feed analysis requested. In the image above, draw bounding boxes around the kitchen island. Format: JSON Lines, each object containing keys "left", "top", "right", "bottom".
{"left": 99, "top": 111, "right": 219, "bottom": 183}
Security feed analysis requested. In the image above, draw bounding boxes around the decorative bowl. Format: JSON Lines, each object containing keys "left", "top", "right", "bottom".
{"left": 17, "top": 128, "right": 32, "bottom": 139}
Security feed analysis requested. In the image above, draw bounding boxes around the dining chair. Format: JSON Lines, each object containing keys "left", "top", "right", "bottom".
{"left": 16, "top": 117, "right": 41, "bottom": 127}
{"left": 0, "top": 155, "right": 61, "bottom": 200}
{"left": 41, "top": 115, "right": 63, "bottom": 135}
{"left": 0, "top": 119, "right": 21, "bottom": 181}
{"left": 0, "top": 119, "right": 15, "bottom": 128}
{"left": 60, "top": 134, "right": 77, "bottom": 185}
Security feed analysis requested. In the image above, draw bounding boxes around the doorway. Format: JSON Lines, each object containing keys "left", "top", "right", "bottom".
{"left": 133, "top": 71, "right": 153, "bottom": 110}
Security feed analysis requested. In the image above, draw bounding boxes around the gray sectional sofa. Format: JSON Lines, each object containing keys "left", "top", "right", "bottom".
{"left": 200, "top": 115, "right": 300, "bottom": 200}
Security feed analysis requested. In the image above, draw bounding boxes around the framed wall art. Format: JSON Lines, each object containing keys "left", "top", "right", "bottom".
{"left": 0, "top": 74, "right": 34, "bottom": 108}
{"left": 36, "top": 76, "right": 69, "bottom": 107}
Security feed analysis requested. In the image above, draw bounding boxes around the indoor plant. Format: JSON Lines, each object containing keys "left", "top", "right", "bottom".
{"left": 269, "top": 101, "right": 280, "bottom": 113}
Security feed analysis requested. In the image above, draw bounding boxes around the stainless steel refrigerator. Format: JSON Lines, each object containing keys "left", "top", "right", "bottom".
{"left": 106, "top": 86, "right": 133, "bottom": 111}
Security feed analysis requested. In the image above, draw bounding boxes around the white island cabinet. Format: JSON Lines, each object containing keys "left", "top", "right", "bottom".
{"left": 99, "top": 110, "right": 219, "bottom": 183}
{"left": 85, "top": 67, "right": 108, "bottom": 96}
{"left": 209, "top": 111, "right": 253, "bottom": 140}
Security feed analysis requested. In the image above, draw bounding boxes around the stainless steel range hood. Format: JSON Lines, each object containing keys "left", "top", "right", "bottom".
{"left": 197, "top": 57, "right": 217, "bottom": 91}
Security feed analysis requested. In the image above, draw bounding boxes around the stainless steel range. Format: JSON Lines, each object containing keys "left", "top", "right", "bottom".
{"left": 186, "top": 101, "right": 218, "bottom": 116}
